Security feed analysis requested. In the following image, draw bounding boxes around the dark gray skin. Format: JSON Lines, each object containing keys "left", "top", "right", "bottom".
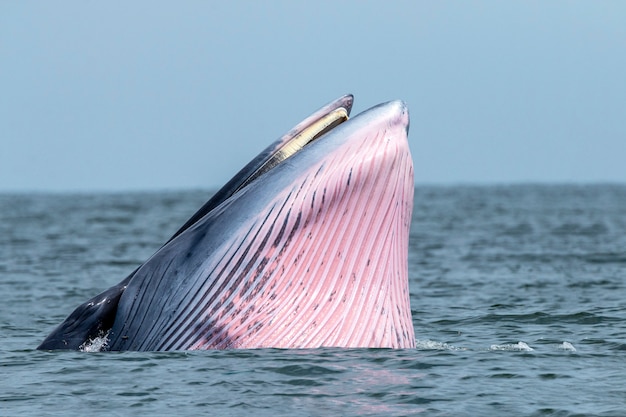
{"left": 37, "top": 95, "right": 354, "bottom": 350}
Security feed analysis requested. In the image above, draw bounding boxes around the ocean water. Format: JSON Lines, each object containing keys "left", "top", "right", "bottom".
{"left": 1, "top": 185, "right": 625, "bottom": 416}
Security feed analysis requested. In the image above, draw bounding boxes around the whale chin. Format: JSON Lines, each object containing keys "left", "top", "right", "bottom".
{"left": 38, "top": 95, "right": 415, "bottom": 351}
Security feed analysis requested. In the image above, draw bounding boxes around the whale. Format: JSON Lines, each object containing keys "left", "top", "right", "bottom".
{"left": 38, "top": 95, "right": 415, "bottom": 351}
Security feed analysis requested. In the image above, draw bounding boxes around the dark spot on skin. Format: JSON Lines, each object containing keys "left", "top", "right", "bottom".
{"left": 239, "top": 310, "right": 249, "bottom": 325}
{"left": 367, "top": 259, "right": 371, "bottom": 266}
{"left": 213, "top": 332, "right": 227, "bottom": 348}
{"left": 241, "top": 280, "right": 252, "bottom": 294}
{"left": 273, "top": 210, "right": 290, "bottom": 247}
{"left": 240, "top": 305, "right": 256, "bottom": 326}
{"left": 286, "top": 211, "right": 302, "bottom": 243}
{"left": 347, "top": 168, "right": 352, "bottom": 186}
{"left": 246, "top": 270, "right": 272, "bottom": 302}
{"left": 256, "top": 257, "right": 270, "bottom": 274}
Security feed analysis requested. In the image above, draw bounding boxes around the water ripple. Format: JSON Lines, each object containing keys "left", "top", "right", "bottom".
{"left": 2, "top": 186, "right": 626, "bottom": 416}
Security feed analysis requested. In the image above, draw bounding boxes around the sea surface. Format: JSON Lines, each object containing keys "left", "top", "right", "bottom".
{"left": 1, "top": 185, "right": 625, "bottom": 416}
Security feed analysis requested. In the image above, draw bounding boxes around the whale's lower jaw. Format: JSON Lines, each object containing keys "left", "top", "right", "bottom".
{"left": 184, "top": 135, "right": 413, "bottom": 350}
{"left": 106, "top": 100, "right": 415, "bottom": 351}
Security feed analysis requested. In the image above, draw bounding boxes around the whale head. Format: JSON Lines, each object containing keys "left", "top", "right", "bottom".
{"left": 38, "top": 95, "right": 415, "bottom": 351}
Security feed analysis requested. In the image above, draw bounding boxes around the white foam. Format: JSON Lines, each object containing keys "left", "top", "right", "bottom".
{"left": 79, "top": 331, "right": 110, "bottom": 352}
{"left": 489, "top": 341, "right": 534, "bottom": 351}
{"left": 415, "top": 339, "right": 464, "bottom": 351}
{"left": 558, "top": 341, "right": 577, "bottom": 352}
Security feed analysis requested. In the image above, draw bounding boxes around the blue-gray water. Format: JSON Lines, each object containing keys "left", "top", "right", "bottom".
{"left": 1, "top": 185, "right": 625, "bottom": 416}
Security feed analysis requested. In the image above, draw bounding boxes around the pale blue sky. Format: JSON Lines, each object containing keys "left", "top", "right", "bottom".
{"left": 2, "top": 1, "right": 625, "bottom": 192}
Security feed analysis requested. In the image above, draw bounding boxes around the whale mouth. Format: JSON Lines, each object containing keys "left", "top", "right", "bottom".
{"left": 235, "top": 105, "right": 350, "bottom": 193}
{"left": 168, "top": 95, "right": 354, "bottom": 241}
